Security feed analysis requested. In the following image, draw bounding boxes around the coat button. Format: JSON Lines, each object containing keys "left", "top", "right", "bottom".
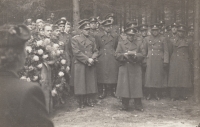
{"left": 152, "top": 54, "right": 153, "bottom": 55}
{"left": 127, "top": 62, "right": 129, "bottom": 64}
{"left": 152, "top": 49, "right": 153, "bottom": 51}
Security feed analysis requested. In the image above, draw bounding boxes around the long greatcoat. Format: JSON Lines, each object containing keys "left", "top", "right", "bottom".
{"left": 0, "top": 71, "right": 54, "bottom": 127}
{"left": 71, "top": 34, "right": 98, "bottom": 95}
{"left": 115, "top": 37, "right": 144, "bottom": 98}
{"left": 143, "top": 35, "right": 169, "bottom": 88}
{"left": 168, "top": 37, "right": 192, "bottom": 88}
{"left": 95, "top": 31, "right": 119, "bottom": 84}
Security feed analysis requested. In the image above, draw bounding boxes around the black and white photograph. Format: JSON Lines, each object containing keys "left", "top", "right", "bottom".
{"left": 0, "top": 0, "right": 200, "bottom": 127}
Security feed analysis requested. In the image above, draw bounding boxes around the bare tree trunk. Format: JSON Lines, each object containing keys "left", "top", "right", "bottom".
{"left": 73, "top": 0, "right": 80, "bottom": 30}
{"left": 193, "top": 0, "right": 200, "bottom": 103}
{"left": 93, "top": 0, "right": 97, "bottom": 17}
{"left": 138, "top": 0, "right": 142, "bottom": 24}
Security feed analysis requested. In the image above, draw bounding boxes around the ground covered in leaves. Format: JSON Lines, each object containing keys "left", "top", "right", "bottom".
{"left": 51, "top": 95, "right": 200, "bottom": 127}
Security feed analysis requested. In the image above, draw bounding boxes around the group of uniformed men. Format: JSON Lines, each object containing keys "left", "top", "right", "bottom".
{"left": 24, "top": 12, "right": 194, "bottom": 112}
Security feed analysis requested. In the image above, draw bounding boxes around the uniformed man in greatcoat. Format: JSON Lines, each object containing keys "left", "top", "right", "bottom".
{"left": 95, "top": 19, "right": 119, "bottom": 99}
{"left": 71, "top": 19, "right": 98, "bottom": 108}
{"left": 115, "top": 27, "right": 144, "bottom": 111}
{"left": 143, "top": 23, "right": 169, "bottom": 100}
{"left": 168, "top": 24, "right": 192, "bottom": 101}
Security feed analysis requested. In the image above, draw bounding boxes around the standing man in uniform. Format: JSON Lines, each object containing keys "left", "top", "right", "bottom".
{"left": 143, "top": 23, "right": 169, "bottom": 100}
{"left": 95, "top": 19, "right": 119, "bottom": 99}
{"left": 168, "top": 25, "right": 192, "bottom": 101}
{"left": 115, "top": 27, "right": 144, "bottom": 111}
{"left": 71, "top": 20, "right": 98, "bottom": 108}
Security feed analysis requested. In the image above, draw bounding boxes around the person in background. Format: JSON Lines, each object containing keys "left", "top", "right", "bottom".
{"left": 115, "top": 27, "right": 144, "bottom": 111}
{"left": 138, "top": 24, "right": 148, "bottom": 96}
{"left": 0, "top": 24, "right": 54, "bottom": 127}
{"left": 71, "top": 19, "right": 98, "bottom": 108}
{"left": 89, "top": 17, "right": 100, "bottom": 38}
{"left": 143, "top": 23, "right": 169, "bottom": 100}
{"left": 49, "top": 13, "right": 55, "bottom": 24}
{"left": 168, "top": 24, "right": 193, "bottom": 101}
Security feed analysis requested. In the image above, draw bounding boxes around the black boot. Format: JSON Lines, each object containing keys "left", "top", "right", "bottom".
{"left": 134, "top": 98, "right": 144, "bottom": 112}
{"left": 99, "top": 84, "right": 107, "bottom": 99}
{"left": 78, "top": 95, "right": 84, "bottom": 108}
{"left": 155, "top": 89, "right": 160, "bottom": 101}
{"left": 111, "top": 84, "right": 116, "bottom": 98}
{"left": 120, "top": 98, "right": 129, "bottom": 111}
{"left": 146, "top": 88, "right": 152, "bottom": 100}
{"left": 146, "top": 94, "right": 151, "bottom": 100}
{"left": 85, "top": 95, "right": 94, "bottom": 107}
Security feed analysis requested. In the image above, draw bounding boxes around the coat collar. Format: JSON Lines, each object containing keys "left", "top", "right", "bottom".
{"left": 79, "top": 34, "right": 93, "bottom": 47}
{"left": 148, "top": 35, "right": 161, "bottom": 45}
{"left": 123, "top": 38, "right": 138, "bottom": 50}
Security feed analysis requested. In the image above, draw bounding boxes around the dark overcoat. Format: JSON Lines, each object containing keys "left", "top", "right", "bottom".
{"left": 95, "top": 31, "right": 119, "bottom": 84}
{"left": 168, "top": 37, "right": 192, "bottom": 88}
{"left": 71, "top": 34, "right": 98, "bottom": 95}
{"left": 0, "top": 71, "right": 54, "bottom": 127}
{"left": 143, "top": 35, "right": 169, "bottom": 88}
{"left": 115, "top": 37, "right": 144, "bottom": 98}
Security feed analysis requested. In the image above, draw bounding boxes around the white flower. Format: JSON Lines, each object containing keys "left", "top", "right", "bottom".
{"left": 37, "top": 49, "right": 44, "bottom": 55}
{"left": 42, "top": 54, "right": 48, "bottom": 59}
{"left": 61, "top": 59, "right": 66, "bottom": 65}
{"left": 37, "top": 63, "right": 43, "bottom": 68}
{"left": 46, "top": 45, "right": 52, "bottom": 51}
{"left": 58, "top": 71, "right": 64, "bottom": 77}
{"left": 60, "top": 50, "right": 64, "bottom": 54}
{"left": 25, "top": 46, "right": 32, "bottom": 53}
{"left": 29, "top": 66, "right": 34, "bottom": 70}
{"left": 56, "top": 50, "right": 61, "bottom": 56}
{"left": 56, "top": 84, "right": 61, "bottom": 87}
{"left": 36, "top": 40, "right": 43, "bottom": 47}
{"left": 51, "top": 89, "right": 57, "bottom": 97}
{"left": 27, "top": 78, "right": 31, "bottom": 82}
{"left": 53, "top": 43, "right": 59, "bottom": 49}
{"left": 20, "top": 76, "right": 26, "bottom": 80}
{"left": 43, "top": 38, "right": 50, "bottom": 46}
{"left": 59, "top": 41, "right": 64, "bottom": 46}
{"left": 33, "top": 55, "right": 39, "bottom": 61}
{"left": 51, "top": 51, "right": 56, "bottom": 56}
{"left": 33, "top": 76, "right": 38, "bottom": 81}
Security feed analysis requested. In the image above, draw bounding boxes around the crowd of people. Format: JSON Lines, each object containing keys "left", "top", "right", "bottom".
{"left": 17, "top": 12, "right": 194, "bottom": 112}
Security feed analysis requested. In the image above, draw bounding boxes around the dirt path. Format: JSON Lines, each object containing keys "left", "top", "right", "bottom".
{"left": 51, "top": 96, "right": 200, "bottom": 127}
